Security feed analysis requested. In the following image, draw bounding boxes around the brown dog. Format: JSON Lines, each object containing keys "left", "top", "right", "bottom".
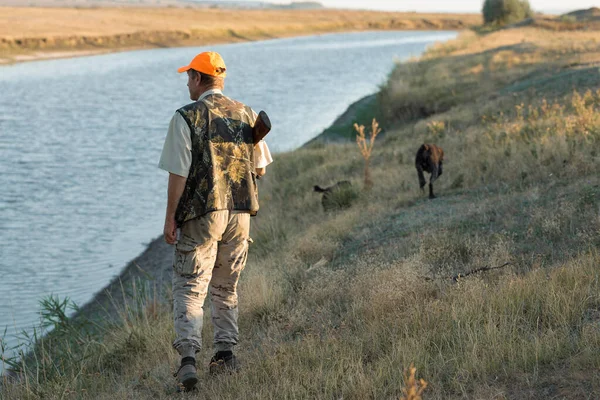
{"left": 415, "top": 144, "right": 444, "bottom": 199}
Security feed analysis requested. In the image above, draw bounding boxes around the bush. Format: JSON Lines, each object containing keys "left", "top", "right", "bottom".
{"left": 482, "top": 0, "right": 534, "bottom": 25}
{"left": 324, "top": 183, "right": 360, "bottom": 210}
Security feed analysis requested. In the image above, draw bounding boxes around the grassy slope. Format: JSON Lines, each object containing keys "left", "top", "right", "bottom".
{"left": 3, "top": 25, "right": 600, "bottom": 400}
{"left": 0, "top": 7, "right": 480, "bottom": 64}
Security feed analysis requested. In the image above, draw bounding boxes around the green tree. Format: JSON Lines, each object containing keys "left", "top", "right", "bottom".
{"left": 482, "top": 0, "right": 534, "bottom": 25}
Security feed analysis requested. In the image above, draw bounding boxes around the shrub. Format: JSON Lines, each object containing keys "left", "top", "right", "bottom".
{"left": 322, "top": 183, "right": 359, "bottom": 211}
{"left": 482, "top": 0, "right": 534, "bottom": 25}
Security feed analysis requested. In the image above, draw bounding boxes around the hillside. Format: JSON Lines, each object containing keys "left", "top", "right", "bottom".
{"left": 565, "top": 7, "right": 600, "bottom": 21}
{"left": 3, "top": 16, "right": 600, "bottom": 400}
{"left": 506, "top": 7, "right": 600, "bottom": 31}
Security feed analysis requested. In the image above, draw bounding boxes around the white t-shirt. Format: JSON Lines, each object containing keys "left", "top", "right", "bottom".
{"left": 158, "top": 91, "right": 273, "bottom": 178}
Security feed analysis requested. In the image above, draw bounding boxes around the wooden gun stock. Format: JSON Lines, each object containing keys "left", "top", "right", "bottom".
{"left": 253, "top": 110, "right": 271, "bottom": 145}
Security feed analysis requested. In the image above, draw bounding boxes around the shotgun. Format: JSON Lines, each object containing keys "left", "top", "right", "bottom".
{"left": 253, "top": 110, "right": 271, "bottom": 145}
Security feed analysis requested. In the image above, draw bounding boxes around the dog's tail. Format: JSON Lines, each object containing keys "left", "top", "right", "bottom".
{"left": 314, "top": 185, "right": 327, "bottom": 193}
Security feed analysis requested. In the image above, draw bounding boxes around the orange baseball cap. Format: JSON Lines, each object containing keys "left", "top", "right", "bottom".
{"left": 177, "top": 51, "right": 227, "bottom": 77}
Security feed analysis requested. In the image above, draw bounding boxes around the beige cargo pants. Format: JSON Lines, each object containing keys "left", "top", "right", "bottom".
{"left": 172, "top": 210, "right": 250, "bottom": 356}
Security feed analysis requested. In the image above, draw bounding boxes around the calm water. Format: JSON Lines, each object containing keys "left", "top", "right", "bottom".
{"left": 0, "top": 30, "right": 457, "bottom": 357}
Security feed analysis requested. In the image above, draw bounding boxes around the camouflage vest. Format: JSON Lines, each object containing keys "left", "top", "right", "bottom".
{"left": 175, "top": 93, "right": 259, "bottom": 226}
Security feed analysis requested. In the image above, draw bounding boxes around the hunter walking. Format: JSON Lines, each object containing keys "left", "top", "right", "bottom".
{"left": 158, "top": 51, "right": 272, "bottom": 391}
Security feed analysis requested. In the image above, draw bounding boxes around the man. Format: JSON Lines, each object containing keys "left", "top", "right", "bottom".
{"left": 158, "top": 51, "right": 272, "bottom": 391}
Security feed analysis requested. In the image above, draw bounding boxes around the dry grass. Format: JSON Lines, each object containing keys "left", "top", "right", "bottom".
{"left": 379, "top": 28, "right": 600, "bottom": 125}
{"left": 4, "top": 25, "right": 600, "bottom": 399}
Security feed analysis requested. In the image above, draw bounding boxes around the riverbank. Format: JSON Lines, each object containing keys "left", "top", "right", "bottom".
{"left": 0, "top": 7, "right": 480, "bottom": 64}
{"left": 4, "top": 16, "right": 600, "bottom": 399}
{"left": 71, "top": 89, "right": 385, "bottom": 324}
{"left": 68, "top": 101, "right": 385, "bottom": 327}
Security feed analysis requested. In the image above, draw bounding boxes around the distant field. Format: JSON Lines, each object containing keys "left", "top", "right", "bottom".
{"left": 0, "top": 7, "right": 481, "bottom": 63}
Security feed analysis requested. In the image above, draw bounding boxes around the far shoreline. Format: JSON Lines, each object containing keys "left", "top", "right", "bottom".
{"left": 0, "top": 7, "right": 480, "bottom": 65}
{"left": 0, "top": 29, "right": 449, "bottom": 66}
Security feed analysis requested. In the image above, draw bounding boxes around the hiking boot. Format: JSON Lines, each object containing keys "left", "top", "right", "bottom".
{"left": 174, "top": 356, "right": 198, "bottom": 391}
{"left": 209, "top": 351, "right": 240, "bottom": 375}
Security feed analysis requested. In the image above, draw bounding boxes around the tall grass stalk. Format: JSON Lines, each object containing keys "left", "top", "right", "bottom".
{"left": 355, "top": 118, "right": 382, "bottom": 189}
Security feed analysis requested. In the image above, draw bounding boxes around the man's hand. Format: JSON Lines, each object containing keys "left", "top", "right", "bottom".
{"left": 164, "top": 173, "right": 187, "bottom": 245}
{"left": 164, "top": 216, "right": 178, "bottom": 245}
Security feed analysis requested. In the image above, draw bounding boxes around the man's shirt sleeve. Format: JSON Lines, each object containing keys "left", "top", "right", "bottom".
{"left": 254, "top": 140, "right": 273, "bottom": 169}
{"left": 249, "top": 108, "right": 274, "bottom": 169}
{"left": 158, "top": 112, "right": 192, "bottom": 178}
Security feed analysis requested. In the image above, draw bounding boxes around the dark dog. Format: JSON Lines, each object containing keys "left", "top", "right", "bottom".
{"left": 314, "top": 181, "right": 354, "bottom": 212}
{"left": 415, "top": 144, "right": 444, "bottom": 199}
